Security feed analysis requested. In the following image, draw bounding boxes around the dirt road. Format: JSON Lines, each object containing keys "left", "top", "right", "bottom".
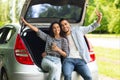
{"left": 88, "top": 38, "right": 120, "bottom": 49}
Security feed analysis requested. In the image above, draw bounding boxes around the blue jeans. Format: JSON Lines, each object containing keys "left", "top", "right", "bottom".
{"left": 41, "top": 56, "right": 62, "bottom": 80}
{"left": 62, "top": 58, "right": 92, "bottom": 80}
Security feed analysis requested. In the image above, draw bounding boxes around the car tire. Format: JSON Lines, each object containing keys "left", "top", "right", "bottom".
{"left": 1, "top": 70, "right": 8, "bottom": 80}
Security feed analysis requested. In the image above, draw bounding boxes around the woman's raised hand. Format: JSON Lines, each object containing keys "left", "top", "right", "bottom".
{"left": 21, "top": 17, "right": 39, "bottom": 32}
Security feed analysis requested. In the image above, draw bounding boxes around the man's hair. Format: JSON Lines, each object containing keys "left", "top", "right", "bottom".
{"left": 59, "top": 18, "right": 68, "bottom": 23}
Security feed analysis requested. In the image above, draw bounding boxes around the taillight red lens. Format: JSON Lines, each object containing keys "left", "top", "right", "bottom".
{"left": 86, "top": 39, "right": 96, "bottom": 62}
{"left": 14, "top": 34, "right": 34, "bottom": 65}
{"left": 90, "top": 52, "right": 96, "bottom": 62}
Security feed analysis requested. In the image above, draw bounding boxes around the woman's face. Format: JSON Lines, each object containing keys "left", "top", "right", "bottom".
{"left": 52, "top": 23, "right": 61, "bottom": 35}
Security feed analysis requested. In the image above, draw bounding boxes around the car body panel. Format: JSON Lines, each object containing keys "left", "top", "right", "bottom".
{"left": 0, "top": 0, "right": 98, "bottom": 80}
{"left": 0, "top": 25, "right": 98, "bottom": 80}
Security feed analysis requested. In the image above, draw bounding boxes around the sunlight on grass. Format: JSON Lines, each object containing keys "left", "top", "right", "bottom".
{"left": 94, "top": 47, "right": 120, "bottom": 80}
{"left": 98, "top": 61, "right": 120, "bottom": 79}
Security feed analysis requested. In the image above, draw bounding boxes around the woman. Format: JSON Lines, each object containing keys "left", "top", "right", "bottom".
{"left": 21, "top": 17, "right": 69, "bottom": 80}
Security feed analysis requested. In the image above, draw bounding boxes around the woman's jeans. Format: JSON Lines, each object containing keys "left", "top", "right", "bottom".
{"left": 62, "top": 58, "right": 92, "bottom": 80}
{"left": 41, "top": 55, "right": 62, "bottom": 80}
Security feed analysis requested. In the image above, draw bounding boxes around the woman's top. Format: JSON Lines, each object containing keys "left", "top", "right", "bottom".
{"left": 37, "top": 30, "right": 69, "bottom": 57}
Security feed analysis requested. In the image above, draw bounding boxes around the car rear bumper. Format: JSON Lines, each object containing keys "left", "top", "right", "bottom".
{"left": 8, "top": 61, "right": 98, "bottom": 80}
{"left": 11, "top": 72, "right": 48, "bottom": 80}
{"left": 88, "top": 61, "right": 99, "bottom": 80}
{"left": 11, "top": 72, "right": 83, "bottom": 80}
{"left": 10, "top": 71, "right": 98, "bottom": 80}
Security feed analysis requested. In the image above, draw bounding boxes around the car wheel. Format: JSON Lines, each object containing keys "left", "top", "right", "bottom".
{"left": 1, "top": 70, "right": 8, "bottom": 80}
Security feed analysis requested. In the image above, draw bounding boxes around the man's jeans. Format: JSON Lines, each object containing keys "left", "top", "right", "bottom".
{"left": 62, "top": 58, "right": 92, "bottom": 80}
{"left": 41, "top": 56, "right": 62, "bottom": 80}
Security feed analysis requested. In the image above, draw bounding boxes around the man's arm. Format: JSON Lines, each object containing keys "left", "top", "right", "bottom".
{"left": 80, "top": 10, "right": 102, "bottom": 34}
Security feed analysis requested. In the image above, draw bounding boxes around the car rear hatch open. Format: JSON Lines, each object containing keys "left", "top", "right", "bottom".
{"left": 20, "top": 0, "right": 88, "bottom": 25}
{"left": 19, "top": 0, "right": 88, "bottom": 67}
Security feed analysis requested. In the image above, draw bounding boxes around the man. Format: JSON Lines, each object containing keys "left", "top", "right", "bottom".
{"left": 59, "top": 10, "right": 102, "bottom": 80}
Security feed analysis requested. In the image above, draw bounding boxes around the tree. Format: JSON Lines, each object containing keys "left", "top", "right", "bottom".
{"left": 85, "top": 0, "right": 120, "bottom": 34}
{"left": 0, "top": 0, "right": 25, "bottom": 27}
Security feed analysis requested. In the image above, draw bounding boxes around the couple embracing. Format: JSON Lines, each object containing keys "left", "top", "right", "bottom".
{"left": 21, "top": 10, "right": 102, "bottom": 80}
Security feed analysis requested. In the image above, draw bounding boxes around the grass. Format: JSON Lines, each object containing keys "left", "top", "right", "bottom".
{"left": 94, "top": 47, "right": 120, "bottom": 80}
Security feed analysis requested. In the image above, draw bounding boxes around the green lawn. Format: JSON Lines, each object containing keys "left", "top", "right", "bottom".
{"left": 94, "top": 47, "right": 120, "bottom": 80}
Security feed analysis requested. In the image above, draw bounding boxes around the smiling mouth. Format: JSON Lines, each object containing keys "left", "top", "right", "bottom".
{"left": 64, "top": 29, "right": 69, "bottom": 33}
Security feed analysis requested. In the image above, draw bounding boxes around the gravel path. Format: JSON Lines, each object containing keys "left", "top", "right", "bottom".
{"left": 88, "top": 38, "right": 120, "bottom": 49}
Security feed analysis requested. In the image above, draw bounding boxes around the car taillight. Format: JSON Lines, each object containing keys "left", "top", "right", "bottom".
{"left": 90, "top": 52, "right": 96, "bottom": 62}
{"left": 14, "top": 34, "right": 34, "bottom": 65}
{"left": 86, "top": 38, "right": 96, "bottom": 62}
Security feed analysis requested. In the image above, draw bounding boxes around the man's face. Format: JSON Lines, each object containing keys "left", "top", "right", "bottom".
{"left": 60, "top": 20, "right": 71, "bottom": 33}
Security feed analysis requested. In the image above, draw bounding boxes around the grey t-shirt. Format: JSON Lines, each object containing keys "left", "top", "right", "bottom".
{"left": 37, "top": 30, "right": 69, "bottom": 57}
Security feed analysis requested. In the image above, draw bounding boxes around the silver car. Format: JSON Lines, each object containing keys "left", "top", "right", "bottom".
{"left": 0, "top": 0, "right": 98, "bottom": 80}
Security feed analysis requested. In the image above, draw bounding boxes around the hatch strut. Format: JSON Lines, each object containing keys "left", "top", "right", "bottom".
{"left": 20, "top": 22, "right": 26, "bottom": 35}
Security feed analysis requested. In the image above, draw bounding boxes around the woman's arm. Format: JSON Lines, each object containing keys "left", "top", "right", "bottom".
{"left": 51, "top": 42, "right": 67, "bottom": 57}
{"left": 21, "top": 17, "right": 47, "bottom": 41}
{"left": 51, "top": 38, "right": 69, "bottom": 57}
{"left": 57, "top": 47, "right": 67, "bottom": 57}
{"left": 21, "top": 17, "right": 39, "bottom": 32}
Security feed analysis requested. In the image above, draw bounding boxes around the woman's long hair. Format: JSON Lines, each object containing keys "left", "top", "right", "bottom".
{"left": 49, "top": 21, "right": 65, "bottom": 38}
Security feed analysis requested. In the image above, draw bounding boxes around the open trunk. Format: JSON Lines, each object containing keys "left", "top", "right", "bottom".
{"left": 21, "top": 28, "right": 49, "bottom": 67}
{"left": 20, "top": 0, "right": 88, "bottom": 67}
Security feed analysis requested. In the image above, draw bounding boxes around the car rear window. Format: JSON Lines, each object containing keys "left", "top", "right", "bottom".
{"left": 26, "top": 0, "right": 85, "bottom": 23}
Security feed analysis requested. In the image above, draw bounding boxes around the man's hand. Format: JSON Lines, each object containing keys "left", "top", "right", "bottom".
{"left": 96, "top": 10, "right": 102, "bottom": 24}
{"left": 42, "top": 52, "right": 47, "bottom": 58}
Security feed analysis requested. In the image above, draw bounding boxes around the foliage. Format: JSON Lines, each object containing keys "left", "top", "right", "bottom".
{"left": 85, "top": 0, "right": 120, "bottom": 34}
{"left": 0, "top": 0, "right": 25, "bottom": 27}
{"left": 0, "top": 0, "right": 120, "bottom": 34}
